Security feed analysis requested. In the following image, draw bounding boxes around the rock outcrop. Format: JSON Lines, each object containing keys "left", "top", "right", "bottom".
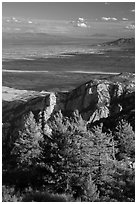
{"left": 2, "top": 72, "right": 135, "bottom": 140}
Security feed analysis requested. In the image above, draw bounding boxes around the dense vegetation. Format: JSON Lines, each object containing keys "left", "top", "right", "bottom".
{"left": 2, "top": 110, "right": 135, "bottom": 202}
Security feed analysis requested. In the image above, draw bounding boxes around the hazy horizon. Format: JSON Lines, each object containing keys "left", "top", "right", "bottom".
{"left": 2, "top": 2, "right": 135, "bottom": 76}
{"left": 2, "top": 2, "right": 135, "bottom": 39}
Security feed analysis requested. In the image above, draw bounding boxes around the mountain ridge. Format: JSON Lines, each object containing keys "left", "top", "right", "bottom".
{"left": 2, "top": 72, "right": 135, "bottom": 136}
{"left": 101, "top": 37, "right": 135, "bottom": 47}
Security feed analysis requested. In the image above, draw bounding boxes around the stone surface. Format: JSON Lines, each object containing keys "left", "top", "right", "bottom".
{"left": 2, "top": 73, "right": 135, "bottom": 138}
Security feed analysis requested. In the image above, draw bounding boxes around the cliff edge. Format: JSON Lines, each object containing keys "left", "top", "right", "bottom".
{"left": 2, "top": 72, "right": 135, "bottom": 138}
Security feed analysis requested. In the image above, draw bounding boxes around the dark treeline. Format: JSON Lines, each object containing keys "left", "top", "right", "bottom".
{"left": 2, "top": 110, "right": 135, "bottom": 202}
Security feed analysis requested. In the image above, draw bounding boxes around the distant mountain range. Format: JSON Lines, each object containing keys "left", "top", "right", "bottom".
{"left": 101, "top": 38, "right": 135, "bottom": 47}
{"left": 2, "top": 25, "right": 135, "bottom": 48}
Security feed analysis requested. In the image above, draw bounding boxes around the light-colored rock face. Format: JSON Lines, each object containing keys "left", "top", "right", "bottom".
{"left": 65, "top": 81, "right": 111, "bottom": 122}
{"left": 97, "top": 83, "right": 110, "bottom": 106}
{"left": 63, "top": 74, "right": 134, "bottom": 123}
{"left": 2, "top": 73, "right": 135, "bottom": 130}
{"left": 2, "top": 86, "right": 36, "bottom": 101}
{"left": 88, "top": 106, "right": 110, "bottom": 123}
{"left": 44, "top": 93, "right": 57, "bottom": 121}
{"left": 2, "top": 86, "right": 50, "bottom": 102}
{"left": 115, "top": 83, "right": 123, "bottom": 97}
{"left": 65, "top": 81, "right": 115, "bottom": 122}
{"left": 66, "top": 82, "right": 98, "bottom": 114}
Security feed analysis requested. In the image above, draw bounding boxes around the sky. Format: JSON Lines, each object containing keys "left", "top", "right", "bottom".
{"left": 3, "top": 2, "right": 135, "bottom": 21}
{"left": 2, "top": 2, "right": 135, "bottom": 38}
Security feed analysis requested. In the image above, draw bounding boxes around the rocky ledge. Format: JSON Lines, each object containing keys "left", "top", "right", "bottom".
{"left": 2, "top": 72, "right": 135, "bottom": 137}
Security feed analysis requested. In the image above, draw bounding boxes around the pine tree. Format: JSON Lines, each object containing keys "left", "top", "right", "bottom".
{"left": 40, "top": 111, "right": 72, "bottom": 192}
{"left": 41, "top": 111, "right": 100, "bottom": 201}
{"left": 114, "top": 120, "right": 135, "bottom": 161}
{"left": 68, "top": 129, "right": 100, "bottom": 201}
{"left": 108, "top": 162, "right": 135, "bottom": 201}
{"left": 106, "top": 120, "right": 135, "bottom": 201}
{"left": 12, "top": 111, "right": 43, "bottom": 168}
{"left": 89, "top": 124, "right": 116, "bottom": 200}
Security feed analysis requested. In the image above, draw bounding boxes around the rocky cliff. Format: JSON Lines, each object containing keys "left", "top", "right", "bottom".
{"left": 2, "top": 72, "right": 135, "bottom": 141}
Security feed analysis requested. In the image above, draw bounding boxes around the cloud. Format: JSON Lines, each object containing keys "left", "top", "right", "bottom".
{"left": 28, "top": 20, "right": 33, "bottom": 24}
{"left": 104, "top": 2, "right": 110, "bottom": 5}
{"left": 77, "top": 22, "right": 87, "bottom": 27}
{"left": 111, "top": 17, "right": 117, "bottom": 21}
{"left": 4, "top": 17, "right": 19, "bottom": 23}
{"left": 3, "top": 16, "right": 34, "bottom": 24}
{"left": 102, "top": 17, "right": 110, "bottom": 21}
{"left": 102, "top": 17, "right": 117, "bottom": 21}
{"left": 131, "top": 9, "right": 135, "bottom": 12}
{"left": 125, "top": 24, "right": 135, "bottom": 30}
{"left": 77, "top": 18, "right": 88, "bottom": 27}
{"left": 122, "top": 18, "right": 128, "bottom": 21}
{"left": 71, "top": 17, "right": 88, "bottom": 28}
{"left": 10, "top": 17, "right": 21, "bottom": 23}
{"left": 78, "top": 17, "right": 84, "bottom": 22}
